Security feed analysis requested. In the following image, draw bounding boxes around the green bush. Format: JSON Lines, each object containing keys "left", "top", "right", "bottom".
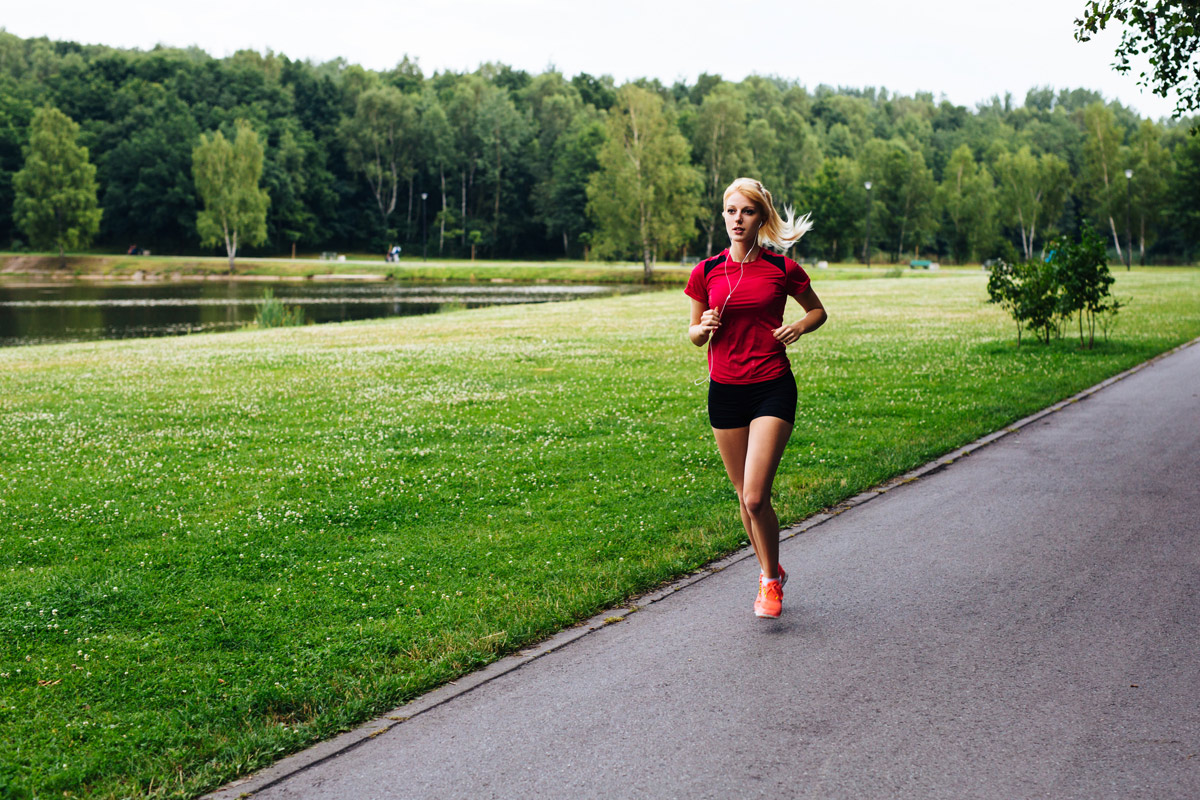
{"left": 1050, "top": 222, "right": 1120, "bottom": 349}
{"left": 987, "top": 225, "right": 1123, "bottom": 347}
{"left": 986, "top": 252, "right": 1060, "bottom": 345}
{"left": 253, "top": 288, "right": 305, "bottom": 329}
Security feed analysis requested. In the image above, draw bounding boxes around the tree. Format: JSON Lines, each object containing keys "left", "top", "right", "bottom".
{"left": 1051, "top": 221, "right": 1118, "bottom": 348}
{"left": 1075, "top": 1, "right": 1200, "bottom": 118}
{"left": 692, "top": 83, "right": 752, "bottom": 255}
{"left": 799, "top": 157, "right": 866, "bottom": 262}
{"left": 98, "top": 90, "right": 199, "bottom": 253}
{"left": 986, "top": 253, "right": 1061, "bottom": 345}
{"left": 0, "top": 85, "right": 35, "bottom": 248}
{"left": 937, "top": 144, "right": 999, "bottom": 263}
{"left": 418, "top": 91, "right": 457, "bottom": 255}
{"left": 192, "top": 119, "right": 270, "bottom": 271}
{"left": 536, "top": 117, "right": 605, "bottom": 257}
{"left": 474, "top": 82, "right": 527, "bottom": 253}
{"left": 1079, "top": 102, "right": 1130, "bottom": 259}
{"left": 1127, "top": 119, "right": 1172, "bottom": 261}
{"left": 586, "top": 86, "right": 702, "bottom": 280}
{"left": 994, "top": 146, "right": 1071, "bottom": 260}
{"left": 13, "top": 106, "right": 102, "bottom": 266}
{"left": 1169, "top": 129, "right": 1200, "bottom": 254}
{"left": 858, "top": 138, "right": 936, "bottom": 261}
{"left": 339, "top": 86, "right": 417, "bottom": 243}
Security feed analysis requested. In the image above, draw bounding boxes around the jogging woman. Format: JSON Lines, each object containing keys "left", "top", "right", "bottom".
{"left": 685, "top": 177, "right": 826, "bottom": 618}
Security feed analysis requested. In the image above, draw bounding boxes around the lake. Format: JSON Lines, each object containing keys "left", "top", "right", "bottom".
{"left": 0, "top": 279, "right": 657, "bottom": 347}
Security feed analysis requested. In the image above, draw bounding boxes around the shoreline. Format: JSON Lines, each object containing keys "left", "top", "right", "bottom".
{"left": 0, "top": 253, "right": 689, "bottom": 286}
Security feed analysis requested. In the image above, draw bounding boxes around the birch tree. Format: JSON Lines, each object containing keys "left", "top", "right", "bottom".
{"left": 692, "top": 83, "right": 752, "bottom": 256}
{"left": 1128, "top": 119, "right": 1172, "bottom": 263}
{"left": 339, "top": 86, "right": 417, "bottom": 240}
{"left": 192, "top": 119, "right": 270, "bottom": 272}
{"left": 1080, "top": 102, "right": 1128, "bottom": 260}
{"left": 994, "top": 146, "right": 1070, "bottom": 260}
{"left": 586, "top": 86, "right": 702, "bottom": 280}
{"left": 937, "top": 144, "right": 998, "bottom": 263}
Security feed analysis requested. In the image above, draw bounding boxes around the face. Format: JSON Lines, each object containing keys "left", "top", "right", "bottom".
{"left": 724, "top": 192, "right": 761, "bottom": 248}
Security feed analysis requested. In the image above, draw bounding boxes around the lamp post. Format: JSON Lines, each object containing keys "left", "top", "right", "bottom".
{"left": 863, "top": 181, "right": 873, "bottom": 269}
{"left": 421, "top": 192, "right": 428, "bottom": 262}
{"left": 1123, "top": 169, "right": 1133, "bottom": 271}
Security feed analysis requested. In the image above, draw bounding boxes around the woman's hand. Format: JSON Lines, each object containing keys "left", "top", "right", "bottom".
{"left": 689, "top": 305, "right": 721, "bottom": 346}
{"left": 772, "top": 322, "right": 802, "bottom": 346}
{"left": 699, "top": 307, "right": 721, "bottom": 334}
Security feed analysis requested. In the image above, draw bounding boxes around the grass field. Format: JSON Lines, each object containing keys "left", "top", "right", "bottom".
{"left": 2, "top": 267, "right": 1198, "bottom": 799}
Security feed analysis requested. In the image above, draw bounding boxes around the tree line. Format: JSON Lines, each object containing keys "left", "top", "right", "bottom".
{"left": 1, "top": 29, "right": 1198, "bottom": 270}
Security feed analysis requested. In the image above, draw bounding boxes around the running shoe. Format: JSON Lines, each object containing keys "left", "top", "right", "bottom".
{"left": 760, "top": 565, "right": 787, "bottom": 587}
{"left": 754, "top": 578, "right": 783, "bottom": 618}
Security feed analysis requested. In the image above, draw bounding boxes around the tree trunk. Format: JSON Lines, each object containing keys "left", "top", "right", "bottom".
{"left": 1107, "top": 215, "right": 1123, "bottom": 263}
{"left": 406, "top": 176, "right": 414, "bottom": 232}
{"left": 562, "top": 231, "right": 569, "bottom": 256}
{"left": 1016, "top": 207, "right": 1031, "bottom": 260}
{"left": 461, "top": 173, "right": 467, "bottom": 248}
{"left": 493, "top": 132, "right": 503, "bottom": 248}
{"left": 1139, "top": 215, "right": 1146, "bottom": 265}
{"left": 439, "top": 167, "right": 447, "bottom": 254}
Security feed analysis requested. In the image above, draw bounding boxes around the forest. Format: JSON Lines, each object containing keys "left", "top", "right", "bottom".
{"left": 1, "top": 28, "right": 1198, "bottom": 266}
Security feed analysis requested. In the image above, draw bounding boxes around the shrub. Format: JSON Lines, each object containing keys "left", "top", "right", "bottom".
{"left": 253, "top": 288, "right": 305, "bottom": 329}
{"left": 986, "top": 251, "right": 1060, "bottom": 345}
{"left": 988, "top": 225, "right": 1124, "bottom": 347}
{"left": 1049, "top": 222, "right": 1119, "bottom": 349}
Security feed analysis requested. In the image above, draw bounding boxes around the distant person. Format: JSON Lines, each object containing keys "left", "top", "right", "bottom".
{"left": 126, "top": 244, "right": 141, "bottom": 255}
{"left": 387, "top": 244, "right": 401, "bottom": 263}
{"left": 685, "top": 177, "right": 826, "bottom": 619}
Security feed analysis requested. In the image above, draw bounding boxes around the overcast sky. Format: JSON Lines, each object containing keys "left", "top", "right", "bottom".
{"left": 3, "top": 0, "right": 1178, "bottom": 120}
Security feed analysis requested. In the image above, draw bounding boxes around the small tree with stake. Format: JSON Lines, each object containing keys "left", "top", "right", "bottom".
{"left": 1049, "top": 221, "right": 1120, "bottom": 349}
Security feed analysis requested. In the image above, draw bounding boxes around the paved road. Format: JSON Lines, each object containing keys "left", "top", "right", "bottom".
{"left": 213, "top": 342, "right": 1200, "bottom": 800}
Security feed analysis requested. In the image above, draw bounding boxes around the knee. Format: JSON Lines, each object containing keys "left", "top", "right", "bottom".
{"left": 742, "top": 491, "right": 770, "bottom": 516}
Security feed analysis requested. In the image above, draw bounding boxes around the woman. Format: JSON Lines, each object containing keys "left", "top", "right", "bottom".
{"left": 685, "top": 178, "right": 827, "bottom": 619}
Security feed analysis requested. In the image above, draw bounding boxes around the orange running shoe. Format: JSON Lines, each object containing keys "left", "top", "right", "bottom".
{"left": 754, "top": 578, "right": 783, "bottom": 618}
{"left": 761, "top": 565, "right": 787, "bottom": 587}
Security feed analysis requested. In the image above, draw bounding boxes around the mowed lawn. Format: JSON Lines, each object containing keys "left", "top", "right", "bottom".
{"left": 2, "top": 268, "right": 1198, "bottom": 799}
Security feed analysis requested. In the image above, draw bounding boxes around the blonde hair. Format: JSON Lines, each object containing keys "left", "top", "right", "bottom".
{"left": 722, "top": 177, "right": 812, "bottom": 252}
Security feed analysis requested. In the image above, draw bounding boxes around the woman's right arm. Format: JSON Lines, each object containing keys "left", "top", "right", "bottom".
{"left": 689, "top": 298, "right": 720, "bottom": 346}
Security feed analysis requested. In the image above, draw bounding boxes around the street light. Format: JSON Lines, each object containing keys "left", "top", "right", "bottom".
{"left": 1123, "top": 169, "right": 1133, "bottom": 271}
{"left": 421, "top": 192, "right": 429, "bottom": 262}
{"left": 863, "top": 181, "right": 873, "bottom": 269}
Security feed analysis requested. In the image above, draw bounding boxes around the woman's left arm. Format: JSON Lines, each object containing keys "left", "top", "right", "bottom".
{"left": 771, "top": 286, "right": 827, "bottom": 346}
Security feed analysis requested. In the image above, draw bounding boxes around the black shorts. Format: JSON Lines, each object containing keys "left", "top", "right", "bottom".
{"left": 708, "top": 371, "right": 797, "bottom": 429}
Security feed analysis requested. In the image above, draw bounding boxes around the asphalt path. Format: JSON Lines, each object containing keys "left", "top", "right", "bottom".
{"left": 211, "top": 341, "right": 1200, "bottom": 800}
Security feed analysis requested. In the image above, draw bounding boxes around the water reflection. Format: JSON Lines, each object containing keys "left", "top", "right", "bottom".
{"left": 0, "top": 281, "right": 654, "bottom": 347}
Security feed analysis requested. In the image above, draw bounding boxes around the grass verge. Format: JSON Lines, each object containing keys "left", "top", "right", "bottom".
{"left": 1, "top": 268, "right": 1198, "bottom": 798}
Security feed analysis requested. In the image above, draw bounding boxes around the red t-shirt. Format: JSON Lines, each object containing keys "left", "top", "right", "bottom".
{"left": 685, "top": 249, "right": 811, "bottom": 384}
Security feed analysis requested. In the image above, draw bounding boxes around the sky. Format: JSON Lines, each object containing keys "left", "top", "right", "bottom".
{"left": 2, "top": 0, "right": 1179, "bottom": 120}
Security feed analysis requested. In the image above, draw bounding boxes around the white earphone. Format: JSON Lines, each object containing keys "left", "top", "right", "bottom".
{"left": 697, "top": 222, "right": 761, "bottom": 385}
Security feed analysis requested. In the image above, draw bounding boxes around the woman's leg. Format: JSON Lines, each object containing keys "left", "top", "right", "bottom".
{"left": 712, "top": 415, "right": 793, "bottom": 577}
{"left": 712, "top": 426, "right": 760, "bottom": 563}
